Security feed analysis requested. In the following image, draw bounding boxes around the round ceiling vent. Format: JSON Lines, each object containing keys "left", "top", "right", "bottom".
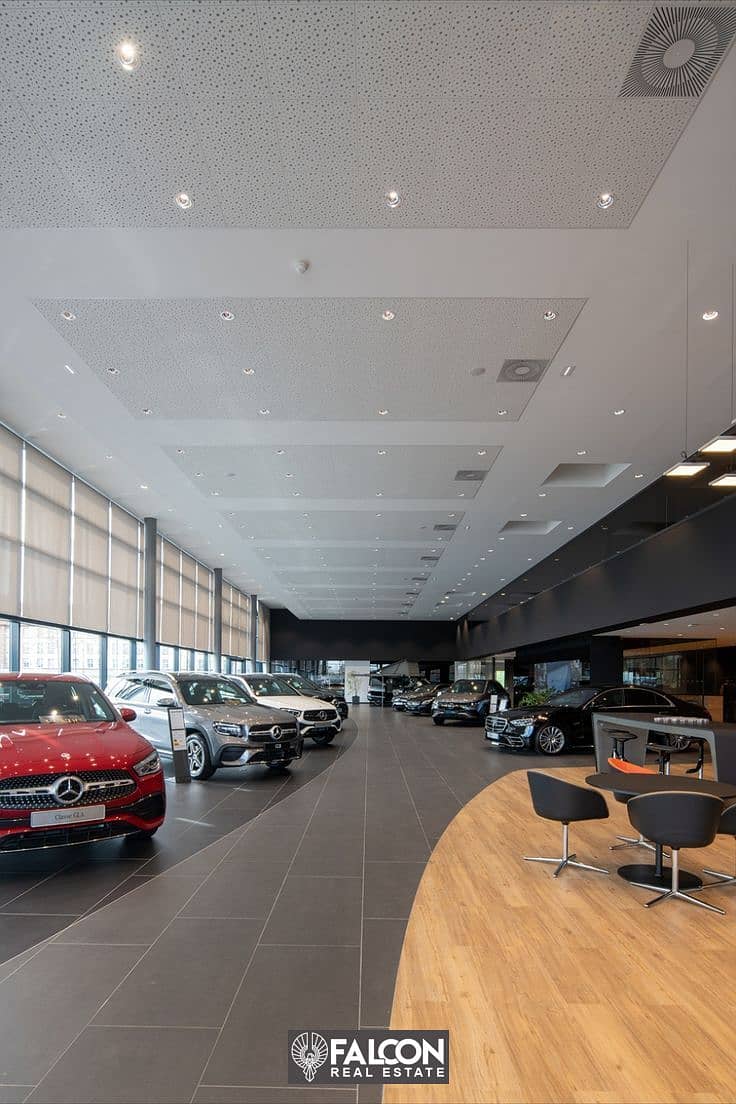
{"left": 620, "top": 6, "right": 736, "bottom": 98}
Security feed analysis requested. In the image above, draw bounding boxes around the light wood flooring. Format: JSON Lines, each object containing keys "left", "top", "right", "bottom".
{"left": 386, "top": 764, "right": 736, "bottom": 1104}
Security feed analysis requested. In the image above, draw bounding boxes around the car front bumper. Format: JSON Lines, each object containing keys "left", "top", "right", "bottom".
{"left": 218, "top": 736, "right": 304, "bottom": 766}
{"left": 484, "top": 722, "right": 535, "bottom": 751}
{"left": 433, "top": 706, "right": 485, "bottom": 724}
{"left": 0, "top": 789, "right": 166, "bottom": 852}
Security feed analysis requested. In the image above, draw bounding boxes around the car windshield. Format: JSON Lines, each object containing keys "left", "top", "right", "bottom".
{"left": 546, "top": 688, "right": 599, "bottom": 708}
{"left": 452, "top": 680, "right": 486, "bottom": 694}
{"left": 0, "top": 679, "right": 115, "bottom": 725}
{"left": 177, "top": 678, "right": 252, "bottom": 707}
{"left": 283, "top": 675, "right": 320, "bottom": 695}
{"left": 247, "top": 675, "right": 295, "bottom": 697}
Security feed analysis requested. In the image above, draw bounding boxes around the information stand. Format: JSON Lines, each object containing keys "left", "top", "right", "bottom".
{"left": 168, "top": 706, "right": 191, "bottom": 783}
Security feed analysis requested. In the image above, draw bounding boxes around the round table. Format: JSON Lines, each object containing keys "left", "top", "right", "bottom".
{"left": 586, "top": 772, "right": 736, "bottom": 891}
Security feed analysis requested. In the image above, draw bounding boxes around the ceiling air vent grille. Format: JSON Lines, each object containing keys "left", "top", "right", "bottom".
{"left": 620, "top": 6, "right": 736, "bottom": 98}
{"left": 433, "top": 524, "right": 457, "bottom": 532}
{"left": 455, "top": 469, "right": 488, "bottom": 482}
{"left": 420, "top": 555, "right": 441, "bottom": 562}
{"left": 498, "top": 359, "right": 548, "bottom": 383}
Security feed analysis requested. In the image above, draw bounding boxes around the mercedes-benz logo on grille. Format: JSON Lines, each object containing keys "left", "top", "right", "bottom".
{"left": 318, "top": 710, "right": 327, "bottom": 721}
{"left": 270, "top": 726, "right": 282, "bottom": 740}
{"left": 52, "top": 775, "right": 84, "bottom": 806}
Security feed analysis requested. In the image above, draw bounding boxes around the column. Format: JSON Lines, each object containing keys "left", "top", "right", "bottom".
{"left": 143, "top": 517, "right": 157, "bottom": 669}
{"left": 589, "top": 636, "right": 623, "bottom": 687}
{"left": 213, "top": 568, "right": 223, "bottom": 673}
{"left": 249, "top": 593, "right": 258, "bottom": 673}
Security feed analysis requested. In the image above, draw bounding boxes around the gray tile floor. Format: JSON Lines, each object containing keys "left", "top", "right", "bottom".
{"left": 0, "top": 707, "right": 589, "bottom": 1103}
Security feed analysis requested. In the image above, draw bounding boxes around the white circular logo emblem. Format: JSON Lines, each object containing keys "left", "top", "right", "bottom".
{"left": 52, "top": 775, "right": 84, "bottom": 806}
{"left": 291, "top": 1032, "right": 328, "bottom": 1082}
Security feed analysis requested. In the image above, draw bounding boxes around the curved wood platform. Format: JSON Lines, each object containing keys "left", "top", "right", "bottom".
{"left": 386, "top": 766, "right": 736, "bottom": 1104}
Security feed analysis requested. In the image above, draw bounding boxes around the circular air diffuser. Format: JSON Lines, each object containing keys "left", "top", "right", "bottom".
{"left": 620, "top": 6, "right": 736, "bottom": 98}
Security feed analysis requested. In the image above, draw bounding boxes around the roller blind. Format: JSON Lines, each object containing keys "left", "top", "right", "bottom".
{"left": 258, "top": 602, "right": 270, "bottom": 666}
{"left": 159, "top": 539, "right": 181, "bottom": 647}
{"left": 23, "top": 448, "right": 72, "bottom": 624}
{"left": 72, "top": 481, "right": 109, "bottom": 632}
{"left": 109, "top": 505, "right": 141, "bottom": 638}
{"left": 221, "top": 583, "right": 234, "bottom": 656}
{"left": 195, "top": 564, "right": 213, "bottom": 652}
{"left": 0, "top": 426, "right": 22, "bottom": 616}
{"left": 180, "top": 553, "right": 197, "bottom": 649}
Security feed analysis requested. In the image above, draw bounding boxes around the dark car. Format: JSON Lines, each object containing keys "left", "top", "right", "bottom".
{"left": 368, "top": 675, "right": 425, "bottom": 707}
{"left": 277, "top": 673, "right": 348, "bottom": 719}
{"left": 404, "top": 684, "right": 450, "bottom": 716}
{"left": 485, "top": 684, "right": 711, "bottom": 756}
{"left": 391, "top": 679, "right": 433, "bottom": 711}
{"left": 432, "top": 679, "right": 510, "bottom": 725}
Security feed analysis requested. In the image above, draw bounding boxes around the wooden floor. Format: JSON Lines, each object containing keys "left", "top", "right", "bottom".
{"left": 386, "top": 765, "right": 736, "bottom": 1104}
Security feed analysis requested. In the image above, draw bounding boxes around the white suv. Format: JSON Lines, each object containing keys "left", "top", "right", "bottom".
{"left": 230, "top": 674, "right": 342, "bottom": 746}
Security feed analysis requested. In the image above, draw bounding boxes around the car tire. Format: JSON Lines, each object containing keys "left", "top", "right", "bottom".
{"left": 187, "top": 732, "right": 215, "bottom": 779}
{"left": 310, "top": 732, "right": 336, "bottom": 746}
{"left": 268, "top": 760, "right": 292, "bottom": 770}
{"left": 433, "top": 716, "right": 445, "bottom": 726}
{"left": 535, "top": 725, "right": 567, "bottom": 756}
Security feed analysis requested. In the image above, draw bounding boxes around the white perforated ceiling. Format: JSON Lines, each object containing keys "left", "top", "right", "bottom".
{"left": 0, "top": 0, "right": 709, "bottom": 229}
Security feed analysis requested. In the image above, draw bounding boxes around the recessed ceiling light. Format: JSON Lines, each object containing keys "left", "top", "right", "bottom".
{"left": 576, "top": 449, "right": 587, "bottom": 457}
{"left": 220, "top": 310, "right": 235, "bottom": 321}
{"left": 527, "top": 557, "right": 533, "bottom": 562}
{"left": 561, "top": 365, "right": 575, "bottom": 378}
{"left": 612, "top": 408, "right": 625, "bottom": 416}
{"left": 242, "top": 367, "right": 255, "bottom": 376}
{"left": 115, "top": 39, "right": 140, "bottom": 71}
{"left": 176, "top": 448, "right": 186, "bottom": 455}
{"left": 567, "top": 525, "right": 574, "bottom": 530}
{"left": 538, "top": 492, "right": 546, "bottom": 498}
{"left": 457, "top": 492, "right": 465, "bottom": 498}
{"left": 139, "top": 483, "right": 148, "bottom": 490}
{"left": 275, "top": 449, "right": 285, "bottom": 455}
{"left": 665, "top": 461, "right": 709, "bottom": 478}
{"left": 597, "top": 192, "right": 614, "bottom": 210}
{"left": 174, "top": 192, "right": 193, "bottom": 210}
{"left": 378, "top": 408, "right": 390, "bottom": 416}
{"left": 709, "top": 473, "right": 736, "bottom": 488}
{"left": 258, "top": 408, "right": 271, "bottom": 416}
{"left": 702, "top": 310, "right": 719, "bottom": 322}
{"left": 385, "top": 190, "right": 401, "bottom": 208}
{"left": 56, "top": 411, "right": 66, "bottom": 419}
{"left": 520, "top": 512, "right": 527, "bottom": 518}
{"left": 105, "top": 454, "right": 113, "bottom": 461}
{"left": 701, "top": 436, "right": 736, "bottom": 454}
{"left": 634, "top": 472, "right": 644, "bottom": 479}
{"left": 61, "top": 309, "right": 76, "bottom": 321}
{"left": 64, "top": 364, "right": 75, "bottom": 375}
{"left": 381, "top": 309, "right": 395, "bottom": 321}
{"left": 543, "top": 310, "right": 556, "bottom": 321}
{"left": 194, "top": 471, "right": 204, "bottom": 478}
{"left": 498, "top": 536, "right": 505, "bottom": 541}
{"left": 142, "top": 408, "right": 152, "bottom": 415}
{"left": 377, "top": 449, "right": 387, "bottom": 456}
{"left": 497, "top": 409, "right": 508, "bottom": 416}
{"left": 210, "top": 490, "right": 221, "bottom": 497}
{"left": 284, "top": 472, "right": 294, "bottom": 478}
{"left": 376, "top": 492, "right": 383, "bottom": 497}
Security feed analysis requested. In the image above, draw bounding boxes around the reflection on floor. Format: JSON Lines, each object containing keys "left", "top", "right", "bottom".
{"left": 0, "top": 709, "right": 587, "bottom": 1104}
{"left": 387, "top": 764, "right": 736, "bottom": 1104}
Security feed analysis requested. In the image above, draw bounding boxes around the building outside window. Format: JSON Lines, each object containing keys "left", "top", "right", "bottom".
{"left": 193, "top": 650, "right": 207, "bottom": 671}
{"left": 0, "top": 621, "right": 10, "bottom": 670}
{"left": 108, "top": 636, "right": 133, "bottom": 678}
{"left": 159, "top": 645, "right": 176, "bottom": 671}
{"left": 70, "top": 630, "right": 101, "bottom": 683}
{"left": 20, "top": 623, "right": 61, "bottom": 672}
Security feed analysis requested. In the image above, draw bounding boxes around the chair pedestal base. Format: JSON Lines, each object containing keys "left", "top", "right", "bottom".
{"left": 525, "top": 823, "right": 609, "bottom": 879}
{"left": 609, "top": 832, "right": 657, "bottom": 853}
{"left": 618, "top": 863, "right": 702, "bottom": 891}
{"left": 634, "top": 851, "right": 723, "bottom": 914}
{"left": 701, "top": 868, "right": 736, "bottom": 889}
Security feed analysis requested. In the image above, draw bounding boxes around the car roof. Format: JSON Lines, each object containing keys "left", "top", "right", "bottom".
{"left": 0, "top": 672, "right": 93, "bottom": 682}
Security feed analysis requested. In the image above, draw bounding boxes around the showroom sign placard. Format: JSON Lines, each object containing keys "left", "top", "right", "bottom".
{"left": 288, "top": 1029, "right": 449, "bottom": 1085}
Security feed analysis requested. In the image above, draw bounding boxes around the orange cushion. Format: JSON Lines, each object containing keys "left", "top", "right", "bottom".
{"left": 608, "top": 756, "right": 655, "bottom": 775}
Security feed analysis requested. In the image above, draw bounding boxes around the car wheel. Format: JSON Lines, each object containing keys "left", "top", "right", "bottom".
{"left": 433, "top": 716, "right": 445, "bottom": 726}
{"left": 311, "top": 732, "right": 335, "bottom": 746}
{"left": 535, "top": 725, "right": 567, "bottom": 755}
{"left": 268, "top": 760, "right": 292, "bottom": 770}
{"left": 187, "top": 732, "right": 215, "bottom": 779}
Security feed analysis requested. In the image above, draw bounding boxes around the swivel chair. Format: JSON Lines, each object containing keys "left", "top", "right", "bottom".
{"left": 525, "top": 771, "right": 610, "bottom": 879}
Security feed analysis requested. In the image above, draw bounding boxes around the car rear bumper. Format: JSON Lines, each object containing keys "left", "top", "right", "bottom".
{"left": 0, "top": 791, "right": 166, "bottom": 852}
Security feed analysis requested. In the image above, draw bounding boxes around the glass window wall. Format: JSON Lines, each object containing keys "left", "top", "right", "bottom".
{"left": 20, "top": 623, "right": 61, "bottom": 672}
{"left": 70, "top": 630, "right": 101, "bottom": 683}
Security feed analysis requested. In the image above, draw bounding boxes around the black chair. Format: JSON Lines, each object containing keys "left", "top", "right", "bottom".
{"left": 627, "top": 791, "right": 725, "bottom": 914}
{"left": 609, "top": 729, "right": 638, "bottom": 760}
{"left": 525, "top": 771, "right": 610, "bottom": 878}
{"left": 700, "top": 803, "right": 736, "bottom": 890}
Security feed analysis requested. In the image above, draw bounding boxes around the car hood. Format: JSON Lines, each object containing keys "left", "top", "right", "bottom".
{"left": 250, "top": 694, "right": 336, "bottom": 714}
{"left": 0, "top": 721, "right": 154, "bottom": 779}
{"left": 496, "top": 706, "right": 553, "bottom": 723}
{"left": 189, "top": 703, "right": 296, "bottom": 726}
{"left": 438, "top": 692, "right": 485, "bottom": 705}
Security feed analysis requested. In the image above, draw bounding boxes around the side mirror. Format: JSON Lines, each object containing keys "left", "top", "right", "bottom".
{"left": 155, "top": 696, "right": 176, "bottom": 708}
{"left": 119, "top": 707, "right": 137, "bottom": 722}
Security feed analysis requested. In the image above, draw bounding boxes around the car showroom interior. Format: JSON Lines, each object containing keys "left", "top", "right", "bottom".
{"left": 1, "top": 2, "right": 736, "bottom": 1102}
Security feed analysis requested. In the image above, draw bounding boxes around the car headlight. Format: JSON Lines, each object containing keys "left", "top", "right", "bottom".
{"left": 510, "top": 717, "right": 535, "bottom": 727}
{"left": 282, "top": 707, "right": 301, "bottom": 717}
{"left": 213, "top": 722, "right": 244, "bottom": 737}
{"left": 133, "top": 749, "right": 161, "bottom": 777}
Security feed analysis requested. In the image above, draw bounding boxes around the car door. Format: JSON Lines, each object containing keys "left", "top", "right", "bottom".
{"left": 585, "top": 688, "right": 626, "bottom": 740}
{"left": 140, "top": 676, "right": 179, "bottom": 750}
{"left": 110, "top": 678, "right": 155, "bottom": 742}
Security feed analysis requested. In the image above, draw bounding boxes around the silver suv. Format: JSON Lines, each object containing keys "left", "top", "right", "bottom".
{"left": 105, "top": 671, "right": 302, "bottom": 780}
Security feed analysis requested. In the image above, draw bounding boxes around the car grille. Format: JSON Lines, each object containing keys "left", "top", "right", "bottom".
{"left": 248, "top": 724, "right": 299, "bottom": 743}
{"left": 0, "top": 770, "right": 136, "bottom": 810}
{"left": 488, "top": 717, "right": 510, "bottom": 734}
{"left": 303, "top": 709, "right": 338, "bottom": 722}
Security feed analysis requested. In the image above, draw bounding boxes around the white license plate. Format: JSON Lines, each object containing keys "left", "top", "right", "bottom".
{"left": 30, "top": 804, "right": 106, "bottom": 828}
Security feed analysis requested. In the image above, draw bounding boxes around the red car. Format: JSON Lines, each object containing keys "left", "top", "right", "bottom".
{"left": 0, "top": 673, "right": 165, "bottom": 852}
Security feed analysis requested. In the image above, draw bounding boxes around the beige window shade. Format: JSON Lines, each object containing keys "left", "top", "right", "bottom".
{"left": 258, "top": 603, "right": 270, "bottom": 666}
{"left": 233, "top": 588, "right": 250, "bottom": 659}
{"left": 195, "top": 564, "right": 213, "bottom": 653}
{"left": 180, "top": 552, "right": 197, "bottom": 649}
{"left": 72, "top": 481, "right": 109, "bottom": 632}
{"left": 159, "top": 539, "right": 181, "bottom": 647}
{"left": 109, "top": 505, "right": 141, "bottom": 638}
{"left": 0, "top": 426, "right": 22, "bottom": 616}
{"left": 221, "top": 583, "right": 234, "bottom": 656}
{"left": 23, "top": 448, "right": 71, "bottom": 624}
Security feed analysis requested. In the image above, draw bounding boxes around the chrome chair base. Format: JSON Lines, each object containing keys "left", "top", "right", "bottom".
{"left": 525, "top": 823, "right": 609, "bottom": 879}
{"left": 701, "top": 868, "right": 736, "bottom": 889}
{"left": 642, "top": 887, "right": 724, "bottom": 915}
{"left": 609, "top": 832, "right": 657, "bottom": 853}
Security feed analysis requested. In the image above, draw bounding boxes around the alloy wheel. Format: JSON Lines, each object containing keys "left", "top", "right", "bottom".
{"left": 536, "top": 725, "right": 566, "bottom": 755}
{"left": 187, "top": 735, "right": 205, "bottom": 777}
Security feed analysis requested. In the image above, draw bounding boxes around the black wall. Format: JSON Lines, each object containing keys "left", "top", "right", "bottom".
{"left": 458, "top": 493, "right": 736, "bottom": 659}
{"left": 270, "top": 609, "right": 457, "bottom": 662}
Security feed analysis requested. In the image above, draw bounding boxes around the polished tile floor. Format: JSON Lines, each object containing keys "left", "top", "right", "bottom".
{"left": 0, "top": 707, "right": 588, "bottom": 1103}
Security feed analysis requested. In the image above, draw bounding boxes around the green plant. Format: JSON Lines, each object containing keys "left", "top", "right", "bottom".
{"left": 519, "top": 689, "right": 555, "bottom": 707}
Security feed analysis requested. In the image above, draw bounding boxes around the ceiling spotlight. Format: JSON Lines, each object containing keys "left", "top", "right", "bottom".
{"left": 258, "top": 408, "right": 271, "bottom": 416}
{"left": 543, "top": 310, "right": 556, "bottom": 321}
{"left": 176, "top": 448, "right": 186, "bottom": 455}
{"left": 106, "top": 366, "right": 120, "bottom": 376}
{"left": 567, "top": 525, "right": 574, "bottom": 530}
{"left": 457, "top": 492, "right": 465, "bottom": 498}
{"left": 635, "top": 472, "right": 644, "bottom": 479}
{"left": 105, "top": 454, "right": 113, "bottom": 461}
{"left": 375, "top": 512, "right": 382, "bottom": 517}
{"left": 292, "top": 491, "right": 301, "bottom": 497}
{"left": 538, "top": 492, "right": 547, "bottom": 498}
{"left": 497, "top": 409, "right": 508, "bottom": 417}
{"left": 378, "top": 408, "right": 390, "bottom": 416}
{"left": 116, "top": 39, "right": 140, "bottom": 71}
{"left": 194, "top": 471, "right": 204, "bottom": 478}
{"left": 174, "top": 192, "right": 193, "bottom": 210}
{"left": 476, "top": 449, "right": 488, "bottom": 457}
{"left": 376, "top": 492, "right": 383, "bottom": 497}
{"left": 275, "top": 449, "right": 285, "bottom": 455}
{"left": 385, "top": 190, "right": 401, "bottom": 209}
{"left": 709, "top": 473, "right": 736, "bottom": 488}
{"left": 576, "top": 449, "right": 587, "bottom": 456}
{"left": 612, "top": 408, "right": 625, "bottom": 416}
{"left": 210, "top": 490, "right": 221, "bottom": 497}
{"left": 520, "top": 513, "right": 528, "bottom": 518}
{"left": 597, "top": 192, "right": 614, "bottom": 210}
{"left": 242, "top": 368, "right": 255, "bottom": 377}
{"left": 561, "top": 365, "right": 575, "bottom": 378}
{"left": 377, "top": 449, "right": 387, "bottom": 456}
{"left": 702, "top": 310, "right": 719, "bottom": 322}
{"left": 64, "top": 364, "right": 75, "bottom": 375}
{"left": 56, "top": 411, "right": 66, "bottom": 419}
{"left": 381, "top": 309, "right": 395, "bottom": 321}
{"left": 701, "top": 436, "right": 736, "bottom": 453}
{"left": 665, "top": 461, "right": 708, "bottom": 478}
{"left": 139, "top": 483, "right": 149, "bottom": 490}
{"left": 220, "top": 310, "right": 235, "bottom": 321}
{"left": 61, "top": 309, "right": 76, "bottom": 321}
{"left": 284, "top": 472, "right": 294, "bottom": 478}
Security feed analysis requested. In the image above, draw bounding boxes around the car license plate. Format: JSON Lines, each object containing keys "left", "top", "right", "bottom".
{"left": 30, "top": 804, "right": 105, "bottom": 828}
{"left": 273, "top": 743, "right": 283, "bottom": 751}
{"left": 313, "top": 725, "right": 330, "bottom": 733}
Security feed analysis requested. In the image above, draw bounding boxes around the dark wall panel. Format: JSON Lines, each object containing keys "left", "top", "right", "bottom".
{"left": 270, "top": 610, "right": 457, "bottom": 662}
{"left": 458, "top": 494, "right": 736, "bottom": 659}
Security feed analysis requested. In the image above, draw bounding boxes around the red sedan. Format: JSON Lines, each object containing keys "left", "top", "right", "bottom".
{"left": 0, "top": 673, "right": 165, "bottom": 852}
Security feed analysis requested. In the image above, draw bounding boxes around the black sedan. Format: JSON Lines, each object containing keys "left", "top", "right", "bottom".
{"left": 403, "top": 684, "right": 451, "bottom": 716}
{"left": 485, "top": 685, "right": 711, "bottom": 756}
{"left": 277, "top": 673, "right": 348, "bottom": 719}
{"left": 432, "top": 679, "right": 510, "bottom": 725}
